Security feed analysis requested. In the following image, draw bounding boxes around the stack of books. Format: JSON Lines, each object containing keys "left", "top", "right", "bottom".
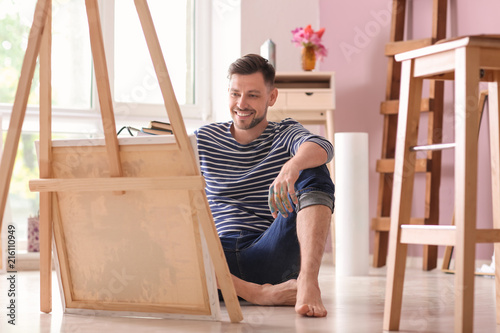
{"left": 140, "top": 121, "right": 173, "bottom": 135}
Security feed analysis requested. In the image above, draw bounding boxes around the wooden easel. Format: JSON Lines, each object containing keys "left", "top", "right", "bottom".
{"left": 0, "top": 0, "right": 242, "bottom": 322}
{"left": 371, "top": 0, "right": 447, "bottom": 270}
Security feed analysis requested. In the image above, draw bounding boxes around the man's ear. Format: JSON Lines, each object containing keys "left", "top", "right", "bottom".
{"left": 268, "top": 87, "right": 278, "bottom": 106}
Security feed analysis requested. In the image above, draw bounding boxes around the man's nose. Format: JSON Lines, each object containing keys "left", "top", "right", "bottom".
{"left": 237, "top": 95, "right": 248, "bottom": 109}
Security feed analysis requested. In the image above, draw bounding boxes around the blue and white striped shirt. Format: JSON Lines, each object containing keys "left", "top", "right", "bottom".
{"left": 195, "top": 118, "right": 334, "bottom": 236}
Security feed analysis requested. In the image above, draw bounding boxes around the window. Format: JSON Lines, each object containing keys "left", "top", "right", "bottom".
{"left": 0, "top": 0, "right": 210, "bottom": 253}
{"left": 4, "top": 132, "right": 39, "bottom": 249}
{"left": 106, "top": 0, "right": 210, "bottom": 120}
{"left": 0, "top": 0, "right": 92, "bottom": 109}
{"left": 114, "top": 0, "right": 193, "bottom": 105}
{"left": 0, "top": 0, "right": 208, "bottom": 118}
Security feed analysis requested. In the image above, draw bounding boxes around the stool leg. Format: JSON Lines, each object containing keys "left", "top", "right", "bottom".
{"left": 453, "top": 46, "right": 480, "bottom": 333}
{"left": 422, "top": 80, "right": 444, "bottom": 272}
{"left": 383, "top": 59, "right": 423, "bottom": 331}
{"left": 488, "top": 73, "right": 500, "bottom": 324}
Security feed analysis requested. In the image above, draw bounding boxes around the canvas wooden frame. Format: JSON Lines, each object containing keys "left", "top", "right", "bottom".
{"left": 0, "top": 0, "right": 242, "bottom": 322}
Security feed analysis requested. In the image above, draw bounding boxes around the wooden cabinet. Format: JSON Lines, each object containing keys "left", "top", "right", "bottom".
{"left": 268, "top": 72, "right": 335, "bottom": 147}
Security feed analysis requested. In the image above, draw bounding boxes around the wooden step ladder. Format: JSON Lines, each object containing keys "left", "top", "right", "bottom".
{"left": 371, "top": 0, "right": 447, "bottom": 270}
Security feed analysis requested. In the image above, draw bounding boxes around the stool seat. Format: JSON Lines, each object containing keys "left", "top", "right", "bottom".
{"left": 383, "top": 35, "right": 500, "bottom": 332}
{"left": 396, "top": 34, "right": 500, "bottom": 61}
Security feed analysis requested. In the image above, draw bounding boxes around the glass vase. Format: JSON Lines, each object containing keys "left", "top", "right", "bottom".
{"left": 301, "top": 46, "right": 316, "bottom": 71}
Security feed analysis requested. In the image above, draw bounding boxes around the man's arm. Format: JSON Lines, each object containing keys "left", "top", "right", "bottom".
{"left": 268, "top": 141, "right": 329, "bottom": 218}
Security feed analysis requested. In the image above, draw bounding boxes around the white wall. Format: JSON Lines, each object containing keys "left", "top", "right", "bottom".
{"left": 240, "top": 0, "right": 320, "bottom": 72}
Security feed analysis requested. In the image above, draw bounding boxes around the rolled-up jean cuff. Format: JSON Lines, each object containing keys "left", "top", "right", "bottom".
{"left": 296, "top": 190, "right": 334, "bottom": 213}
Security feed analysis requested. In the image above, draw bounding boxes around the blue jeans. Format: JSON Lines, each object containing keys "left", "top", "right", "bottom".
{"left": 219, "top": 164, "right": 335, "bottom": 285}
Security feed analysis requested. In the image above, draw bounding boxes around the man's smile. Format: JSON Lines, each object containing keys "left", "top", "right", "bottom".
{"left": 234, "top": 109, "right": 254, "bottom": 118}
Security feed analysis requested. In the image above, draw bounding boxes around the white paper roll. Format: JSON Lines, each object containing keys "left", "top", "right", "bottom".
{"left": 334, "top": 132, "right": 369, "bottom": 277}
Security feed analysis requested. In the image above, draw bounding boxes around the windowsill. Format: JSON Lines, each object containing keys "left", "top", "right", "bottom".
{"left": 1, "top": 106, "right": 212, "bottom": 135}
{"left": 14, "top": 251, "right": 45, "bottom": 271}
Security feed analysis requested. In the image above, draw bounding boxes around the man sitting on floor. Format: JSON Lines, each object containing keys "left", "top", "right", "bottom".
{"left": 195, "top": 54, "right": 335, "bottom": 317}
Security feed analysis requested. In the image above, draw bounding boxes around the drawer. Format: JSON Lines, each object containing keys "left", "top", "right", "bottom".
{"left": 286, "top": 91, "right": 333, "bottom": 109}
{"left": 267, "top": 109, "right": 327, "bottom": 123}
{"left": 272, "top": 90, "right": 334, "bottom": 110}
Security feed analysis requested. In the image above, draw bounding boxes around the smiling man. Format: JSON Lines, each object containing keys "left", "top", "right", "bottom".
{"left": 195, "top": 54, "right": 335, "bottom": 317}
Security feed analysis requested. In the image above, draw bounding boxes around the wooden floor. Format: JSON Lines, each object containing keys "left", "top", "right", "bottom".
{"left": 0, "top": 262, "right": 498, "bottom": 332}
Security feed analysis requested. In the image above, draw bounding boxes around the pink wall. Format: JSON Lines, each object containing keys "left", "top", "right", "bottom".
{"left": 319, "top": 0, "right": 500, "bottom": 260}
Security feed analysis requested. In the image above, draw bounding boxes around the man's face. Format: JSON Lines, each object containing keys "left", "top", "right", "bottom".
{"left": 228, "top": 72, "right": 277, "bottom": 131}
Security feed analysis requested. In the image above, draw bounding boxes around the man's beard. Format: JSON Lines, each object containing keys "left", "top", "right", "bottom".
{"left": 233, "top": 108, "right": 267, "bottom": 130}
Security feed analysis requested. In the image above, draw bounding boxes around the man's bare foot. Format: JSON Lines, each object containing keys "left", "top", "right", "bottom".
{"left": 295, "top": 275, "right": 327, "bottom": 317}
{"left": 251, "top": 279, "right": 298, "bottom": 306}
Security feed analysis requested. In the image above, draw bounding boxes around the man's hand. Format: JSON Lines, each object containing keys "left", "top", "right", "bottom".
{"left": 268, "top": 160, "right": 300, "bottom": 218}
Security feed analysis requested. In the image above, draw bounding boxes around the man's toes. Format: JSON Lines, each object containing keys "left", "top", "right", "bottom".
{"left": 313, "top": 306, "right": 327, "bottom": 317}
{"left": 296, "top": 304, "right": 327, "bottom": 317}
{"left": 296, "top": 304, "right": 314, "bottom": 316}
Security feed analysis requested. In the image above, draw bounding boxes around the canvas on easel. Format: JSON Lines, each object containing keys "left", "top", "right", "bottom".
{"left": 33, "top": 135, "right": 226, "bottom": 320}
{"left": 0, "top": 0, "right": 242, "bottom": 322}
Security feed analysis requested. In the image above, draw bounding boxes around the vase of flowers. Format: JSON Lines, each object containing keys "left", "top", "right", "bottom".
{"left": 291, "top": 25, "right": 327, "bottom": 71}
{"left": 301, "top": 45, "right": 316, "bottom": 71}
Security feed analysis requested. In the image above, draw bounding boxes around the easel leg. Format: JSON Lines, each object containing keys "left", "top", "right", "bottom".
{"left": 192, "top": 190, "right": 243, "bottom": 323}
{"left": 84, "top": 0, "right": 123, "bottom": 185}
{"left": 39, "top": 0, "right": 52, "bottom": 313}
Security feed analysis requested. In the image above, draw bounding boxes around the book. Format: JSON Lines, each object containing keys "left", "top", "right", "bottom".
{"left": 140, "top": 127, "right": 173, "bottom": 135}
{"left": 149, "top": 120, "right": 173, "bottom": 132}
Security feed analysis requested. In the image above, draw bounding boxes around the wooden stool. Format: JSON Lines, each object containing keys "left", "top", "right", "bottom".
{"left": 383, "top": 35, "right": 500, "bottom": 332}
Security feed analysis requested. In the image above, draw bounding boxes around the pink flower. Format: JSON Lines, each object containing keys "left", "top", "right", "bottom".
{"left": 291, "top": 25, "right": 328, "bottom": 61}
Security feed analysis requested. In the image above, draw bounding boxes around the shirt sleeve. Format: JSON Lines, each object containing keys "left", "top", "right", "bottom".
{"left": 284, "top": 119, "right": 334, "bottom": 163}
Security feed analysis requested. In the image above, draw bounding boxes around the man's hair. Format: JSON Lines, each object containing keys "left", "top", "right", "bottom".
{"left": 228, "top": 54, "right": 275, "bottom": 88}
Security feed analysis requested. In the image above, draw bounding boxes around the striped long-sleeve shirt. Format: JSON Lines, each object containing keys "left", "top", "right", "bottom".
{"left": 195, "top": 118, "right": 334, "bottom": 236}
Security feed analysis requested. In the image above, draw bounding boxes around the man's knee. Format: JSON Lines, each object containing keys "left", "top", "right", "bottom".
{"left": 295, "top": 165, "right": 335, "bottom": 213}
{"left": 296, "top": 190, "right": 334, "bottom": 214}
